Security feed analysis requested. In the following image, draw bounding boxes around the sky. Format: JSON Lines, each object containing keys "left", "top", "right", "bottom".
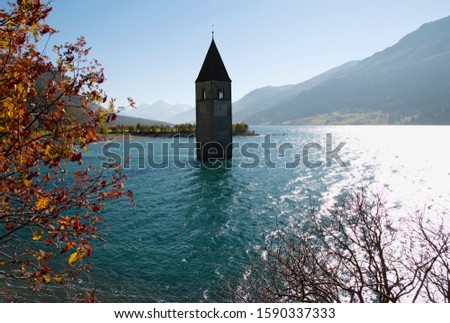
{"left": 4, "top": 0, "right": 450, "bottom": 106}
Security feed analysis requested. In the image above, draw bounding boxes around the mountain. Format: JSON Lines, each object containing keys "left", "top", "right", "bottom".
{"left": 233, "top": 61, "right": 359, "bottom": 122}
{"left": 89, "top": 102, "right": 170, "bottom": 126}
{"left": 114, "top": 115, "right": 171, "bottom": 126}
{"left": 121, "top": 100, "right": 194, "bottom": 123}
{"left": 165, "top": 108, "right": 195, "bottom": 124}
{"left": 236, "top": 14, "right": 450, "bottom": 125}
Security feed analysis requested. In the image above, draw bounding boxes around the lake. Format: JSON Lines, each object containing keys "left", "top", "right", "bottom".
{"left": 4, "top": 125, "right": 450, "bottom": 302}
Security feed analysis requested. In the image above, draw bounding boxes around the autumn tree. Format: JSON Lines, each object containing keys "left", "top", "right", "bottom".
{"left": 234, "top": 190, "right": 450, "bottom": 303}
{"left": 0, "top": 0, "right": 134, "bottom": 299}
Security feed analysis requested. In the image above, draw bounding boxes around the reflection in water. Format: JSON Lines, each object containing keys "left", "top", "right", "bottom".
{"left": 180, "top": 163, "right": 239, "bottom": 301}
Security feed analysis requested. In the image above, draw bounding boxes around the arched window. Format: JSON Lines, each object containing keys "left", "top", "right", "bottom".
{"left": 218, "top": 88, "right": 224, "bottom": 100}
{"left": 202, "top": 89, "right": 206, "bottom": 100}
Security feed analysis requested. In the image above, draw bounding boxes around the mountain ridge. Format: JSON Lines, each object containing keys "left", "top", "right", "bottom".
{"left": 120, "top": 100, "right": 194, "bottom": 123}
{"left": 235, "top": 14, "right": 450, "bottom": 125}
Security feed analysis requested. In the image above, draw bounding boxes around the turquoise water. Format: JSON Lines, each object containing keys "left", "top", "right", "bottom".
{"left": 86, "top": 126, "right": 336, "bottom": 302}
{"left": 4, "top": 126, "right": 450, "bottom": 302}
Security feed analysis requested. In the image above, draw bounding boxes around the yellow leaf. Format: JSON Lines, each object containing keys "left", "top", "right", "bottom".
{"left": 68, "top": 251, "right": 83, "bottom": 267}
{"left": 98, "top": 107, "right": 107, "bottom": 123}
{"left": 22, "top": 177, "right": 32, "bottom": 187}
{"left": 3, "top": 97, "right": 14, "bottom": 110}
{"left": 32, "top": 230, "right": 43, "bottom": 241}
{"left": 44, "top": 144, "right": 58, "bottom": 158}
{"left": 43, "top": 275, "right": 52, "bottom": 284}
{"left": 54, "top": 274, "right": 67, "bottom": 284}
{"left": 36, "top": 197, "right": 49, "bottom": 211}
{"left": 44, "top": 144, "right": 51, "bottom": 155}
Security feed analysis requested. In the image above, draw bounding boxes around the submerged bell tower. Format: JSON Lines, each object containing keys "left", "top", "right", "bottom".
{"left": 195, "top": 34, "right": 232, "bottom": 160}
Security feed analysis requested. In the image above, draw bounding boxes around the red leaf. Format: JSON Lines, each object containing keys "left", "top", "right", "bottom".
{"left": 40, "top": 266, "right": 50, "bottom": 275}
{"left": 6, "top": 222, "right": 14, "bottom": 231}
{"left": 71, "top": 152, "right": 82, "bottom": 162}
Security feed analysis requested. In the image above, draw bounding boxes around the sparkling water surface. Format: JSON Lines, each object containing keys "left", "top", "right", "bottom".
{"left": 4, "top": 126, "right": 450, "bottom": 302}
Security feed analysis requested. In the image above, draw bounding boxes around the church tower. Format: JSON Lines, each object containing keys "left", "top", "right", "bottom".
{"left": 195, "top": 36, "right": 232, "bottom": 160}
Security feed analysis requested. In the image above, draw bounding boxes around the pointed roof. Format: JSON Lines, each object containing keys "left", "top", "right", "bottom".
{"left": 196, "top": 39, "right": 231, "bottom": 83}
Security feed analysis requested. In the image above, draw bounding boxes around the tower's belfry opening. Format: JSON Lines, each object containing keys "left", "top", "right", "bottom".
{"left": 195, "top": 36, "right": 232, "bottom": 160}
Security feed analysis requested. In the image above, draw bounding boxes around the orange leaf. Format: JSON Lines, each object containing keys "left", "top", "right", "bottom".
{"left": 36, "top": 197, "right": 49, "bottom": 211}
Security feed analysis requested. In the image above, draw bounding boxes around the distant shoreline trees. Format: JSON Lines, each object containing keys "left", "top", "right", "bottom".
{"left": 100, "top": 121, "right": 252, "bottom": 136}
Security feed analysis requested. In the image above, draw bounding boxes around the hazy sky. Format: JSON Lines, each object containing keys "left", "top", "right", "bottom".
{"left": 6, "top": 0, "right": 450, "bottom": 106}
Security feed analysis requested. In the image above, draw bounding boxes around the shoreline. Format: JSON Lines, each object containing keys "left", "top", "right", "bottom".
{"left": 100, "top": 130, "right": 259, "bottom": 141}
